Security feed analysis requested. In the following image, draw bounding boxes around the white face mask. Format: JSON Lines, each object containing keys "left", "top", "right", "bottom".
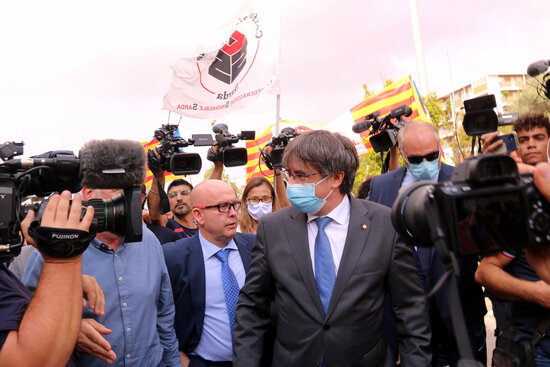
{"left": 247, "top": 202, "right": 272, "bottom": 221}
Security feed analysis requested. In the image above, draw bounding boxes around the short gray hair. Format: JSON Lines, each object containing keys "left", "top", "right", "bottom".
{"left": 282, "top": 130, "right": 359, "bottom": 194}
{"left": 397, "top": 120, "right": 440, "bottom": 150}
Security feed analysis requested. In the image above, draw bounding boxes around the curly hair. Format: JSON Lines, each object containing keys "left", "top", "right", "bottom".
{"left": 513, "top": 114, "right": 550, "bottom": 136}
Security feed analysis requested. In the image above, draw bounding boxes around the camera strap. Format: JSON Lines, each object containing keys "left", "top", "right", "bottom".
{"left": 28, "top": 222, "right": 96, "bottom": 258}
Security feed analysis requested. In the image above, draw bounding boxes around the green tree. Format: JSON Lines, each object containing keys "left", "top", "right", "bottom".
{"left": 509, "top": 79, "right": 550, "bottom": 116}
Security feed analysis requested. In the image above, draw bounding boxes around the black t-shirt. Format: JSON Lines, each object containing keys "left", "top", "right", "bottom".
{"left": 146, "top": 222, "right": 180, "bottom": 244}
{"left": 0, "top": 264, "right": 32, "bottom": 348}
{"left": 503, "top": 249, "right": 550, "bottom": 353}
{"left": 165, "top": 218, "right": 198, "bottom": 238}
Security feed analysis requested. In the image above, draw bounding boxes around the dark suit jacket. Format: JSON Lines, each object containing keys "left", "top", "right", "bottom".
{"left": 233, "top": 196, "right": 431, "bottom": 367}
{"left": 163, "top": 232, "right": 255, "bottom": 354}
{"left": 368, "top": 163, "right": 486, "bottom": 335}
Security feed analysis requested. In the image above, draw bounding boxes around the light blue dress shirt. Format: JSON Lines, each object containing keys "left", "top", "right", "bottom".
{"left": 192, "top": 232, "right": 246, "bottom": 361}
{"left": 22, "top": 225, "right": 180, "bottom": 367}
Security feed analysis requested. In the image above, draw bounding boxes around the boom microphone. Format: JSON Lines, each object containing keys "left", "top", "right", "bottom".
{"left": 79, "top": 139, "right": 146, "bottom": 189}
{"left": 527, "top": 59, "right": 550, "bottom": 77}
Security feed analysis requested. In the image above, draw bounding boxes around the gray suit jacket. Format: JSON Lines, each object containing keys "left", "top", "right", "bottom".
{"left": 233, "top": 196, "right": 431, "bottom": 367}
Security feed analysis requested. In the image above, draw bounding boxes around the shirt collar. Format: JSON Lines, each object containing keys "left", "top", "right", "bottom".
{"left": 307, "top": 194, "right": 350, "bottom": 225}
{"left": 198, "top": 231, "right": 238, "bottom": 260}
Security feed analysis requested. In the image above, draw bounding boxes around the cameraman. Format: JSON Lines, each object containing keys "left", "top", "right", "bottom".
{"left": 147, "top": 159, "right": 198, "bottom": 238}
{"left": 476, "top": 114, "right": 550, "bottom": 365}
{"left": 0, "top": 191, "right": 94, "bottom": 366}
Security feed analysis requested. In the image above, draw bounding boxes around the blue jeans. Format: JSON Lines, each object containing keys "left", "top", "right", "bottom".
{"left": 535, "top": 347, "right": 550, "bottom": 367}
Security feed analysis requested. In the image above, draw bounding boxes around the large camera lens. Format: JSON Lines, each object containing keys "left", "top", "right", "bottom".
{"left": 169, "top": 152, "right": 202, "bottom": 175}
{"left": 221, "top": 147, "right": 247, "bottom": 167}
{"left": 81, "top": 187, "right": 143, "bottom": 243}
{"left": 391, "top": 181, "right": 435, "bottom": 246}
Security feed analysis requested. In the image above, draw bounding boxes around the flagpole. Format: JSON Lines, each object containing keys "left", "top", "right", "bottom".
{"left": 408, "top": 0, "right": 429, "bottom": 95}
{"left": 275, "top": 94, "right": 281, "bottom": 135}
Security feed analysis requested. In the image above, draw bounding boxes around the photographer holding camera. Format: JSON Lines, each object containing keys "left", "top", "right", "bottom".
{"left": 476, "top": 114, "right": 550, "bottom": 366}
{"left": 0, "top": 191, "right": 94, "bottom": 366}
{"left": 22, "top": 140, "right": 182, "bottom": 366}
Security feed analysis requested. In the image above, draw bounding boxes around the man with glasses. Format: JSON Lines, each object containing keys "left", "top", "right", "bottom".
{"left": 368, "top": 120, "right": 487, "bottom": 367}
{"left": 163, "top": 179, "right": 255, "bottom": 367}
{"left": 233, "top": 130, "right": 431, "bottom": 366}
{"left": 148, "top": 174, "right": 198, "bottom": 238}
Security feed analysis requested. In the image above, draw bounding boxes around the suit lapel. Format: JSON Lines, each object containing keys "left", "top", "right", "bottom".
{"left": 188, "top": 237, "right": 206, "bottom": 332}
{"left": 235, "top": 235, "right": 252, "bottom": 272}
{"left": 326, "top": 197, "right": 371, "bottom": 319}
{"left": 287, "top": 208, "right": 326, "bottom": 319}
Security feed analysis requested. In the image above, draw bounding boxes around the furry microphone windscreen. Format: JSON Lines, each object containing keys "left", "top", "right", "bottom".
{"left": 79, "top": 139, "right": 146, "bottom": 189}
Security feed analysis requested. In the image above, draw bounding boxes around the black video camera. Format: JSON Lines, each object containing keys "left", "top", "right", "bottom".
{"left": 391, "top": 154, "right": 550, "bottom": 256}
{"left": 0, "top": 141, "right": 143, "bottom": 262}
{"left": 462, "top": 94, "right": 499, "bottom": 136}
{"left": 261, "top": 127, "right": 298, "bottom": 170}
{"left": 149, "top": 124, "right": 213, "bottom": 175}
{"left": 354, "top": 105, "right": 413, "bottom": 153}
{"left": 212, "top": 123, "right": 255, "bottom": 167}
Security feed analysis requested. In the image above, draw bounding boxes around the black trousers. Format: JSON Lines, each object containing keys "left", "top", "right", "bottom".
{"left": 189, "top": 355, "right": 232, "bottom": 367}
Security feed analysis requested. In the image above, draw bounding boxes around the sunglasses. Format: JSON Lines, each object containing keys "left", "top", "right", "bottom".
{"left": 407, "top": 150, "right": 439, "bottom": 164}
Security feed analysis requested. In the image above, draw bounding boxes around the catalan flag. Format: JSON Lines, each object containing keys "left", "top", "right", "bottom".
{"left": 350, "top": 75, "right": 431, "bottom": 153}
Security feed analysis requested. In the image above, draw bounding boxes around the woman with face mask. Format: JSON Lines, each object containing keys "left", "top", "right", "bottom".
{"left": 239, "top": 177, "right": 279, "bottom": 234}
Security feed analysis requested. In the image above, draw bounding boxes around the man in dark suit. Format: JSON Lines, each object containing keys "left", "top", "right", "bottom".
{"left": 233, "top": 130, "right": 431, "bottom": 367}
{"left": 368, "top": 120, "right": 487, "bottom": 367}
{"left": 163, "top": 180, "right": 255, "bottom": 367}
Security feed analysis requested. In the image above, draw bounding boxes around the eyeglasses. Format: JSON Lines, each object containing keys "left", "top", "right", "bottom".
{"left": 247, "top": 196, "right": 273, "bottom": 204}
{"left": 281, "top": 169, "right": 320, "bottom": 183}
{"left": 406, "top": 150, "right": 439, "bottom": 164}
{"left": 194, "top": 201, "right": 242, "bottom": 213}
{"left": 168, "top": 189, "right": 190, "bottom": 199}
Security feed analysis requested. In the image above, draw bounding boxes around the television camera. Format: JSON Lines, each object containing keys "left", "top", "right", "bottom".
{"left": 211, "top": 123, "right": 255, "bottom": 167}
{"left": 352, "top": 104, "right": 413, "bottom": 153}
{"left": 148, "top": 124, "right": 213, "bottom": 175}
{"left": 0, "top": 140, "right": 144, "bottom": 261}
{"left": 260, "top": 127, "right": 299, "bottom": 170}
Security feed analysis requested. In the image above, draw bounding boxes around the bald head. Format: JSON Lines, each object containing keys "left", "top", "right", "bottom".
{"left": 191, "top": 179, "right": 237, "bottom": 208}
{"left": 191, "top": 180, "right": 239, "bottom": 247}
{"left": 397, "top": 120, "right": 440, "bottom": 152}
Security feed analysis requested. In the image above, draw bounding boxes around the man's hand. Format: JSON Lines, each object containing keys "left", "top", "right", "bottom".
{"left": 82, "top": 275, "right": 105, "bottom": 316}
{"left": 76, "top": 318, "right": 117, "bottom": 364}
{"left": 481, "top": 131, "right": 503, "bottom": 153}
{"left": 20, "top": 191, "right": 94, "bottom": 261}
{"left": 180, "top": 351, "right": 190, "bottom": 367}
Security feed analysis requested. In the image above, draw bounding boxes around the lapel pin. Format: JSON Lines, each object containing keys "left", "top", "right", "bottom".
{"left": 362, "top": 224, "right": 367, "bottom": 230}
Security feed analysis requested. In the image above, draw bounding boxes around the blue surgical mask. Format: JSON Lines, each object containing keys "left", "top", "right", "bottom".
{"left": 409, "top": 159, "right": 440, "bottom": 180}
{"left": 286, "top": 176, "right": 333, "bottom": 214}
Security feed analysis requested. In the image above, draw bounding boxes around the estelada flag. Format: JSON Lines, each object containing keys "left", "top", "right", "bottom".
{"left": 350, "top": 75, "right": 431, "bottom": 153}
{"left": 163, "top": 0, "right": 280, "bottom": 119}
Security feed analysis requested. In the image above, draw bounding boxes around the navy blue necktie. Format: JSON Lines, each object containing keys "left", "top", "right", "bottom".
{"left": 314, "top": 217, "right": 336, "bottom": 313}
{"left": 215, "top": 249, "right": 240, "bottom": 337}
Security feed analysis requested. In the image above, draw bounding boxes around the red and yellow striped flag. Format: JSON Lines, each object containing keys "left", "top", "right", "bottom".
{"left": 350, "top": 75, "right": 431, "bottom": 153}
{"left": 246, "top": 125, "right": 274, "bottom": 182}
